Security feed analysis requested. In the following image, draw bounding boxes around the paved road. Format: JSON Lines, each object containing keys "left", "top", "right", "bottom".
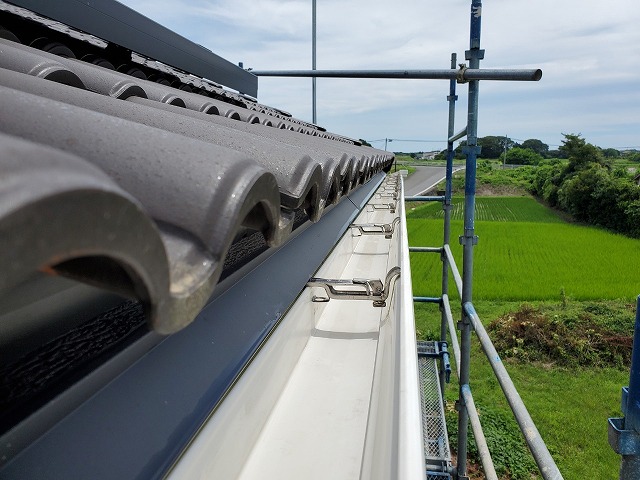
{"left": 402, "top": 166, "right": 464, "bottom": 197}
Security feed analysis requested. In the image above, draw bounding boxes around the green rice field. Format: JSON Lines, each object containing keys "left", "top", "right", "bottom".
{"left": 408, "top": 196, "right": 564, "bottom": 223}
{"left": 407, "top": 197, "right": 640, "bottom": 301}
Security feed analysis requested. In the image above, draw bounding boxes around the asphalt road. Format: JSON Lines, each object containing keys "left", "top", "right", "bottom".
{"left": 402, "top": 166, "right": 464, "bottom": 197}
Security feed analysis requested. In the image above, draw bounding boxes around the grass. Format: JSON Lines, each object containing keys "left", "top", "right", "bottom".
{"left": 471, "top": 341, "right": 628, "bottom": 479}
{"left": 395, "top": 163, "right": 416, "bottom": 176}
{"left": 407, "top": 198, "right": 640, "bottom": 301}
{"left": 439, "top": 164, "right": 537, "bottom": 196}
{"left": 409, "top": 195, "right": 639, "bottom": 479}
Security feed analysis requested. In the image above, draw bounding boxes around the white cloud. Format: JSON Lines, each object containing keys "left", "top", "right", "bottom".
{"left": 119, "top": 0, "right": 640, "bottom": 149}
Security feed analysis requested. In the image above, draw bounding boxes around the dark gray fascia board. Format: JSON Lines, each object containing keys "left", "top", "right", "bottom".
{"left": 7, "top": 0, "right": 258, "bottom": 97}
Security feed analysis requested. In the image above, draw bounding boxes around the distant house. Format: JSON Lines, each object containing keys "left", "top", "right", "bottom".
{"left": 420, "top": 151, "right": 441, "bottom": 160}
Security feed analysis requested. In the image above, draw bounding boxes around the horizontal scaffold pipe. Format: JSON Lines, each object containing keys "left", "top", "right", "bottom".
{"left": 408, "top": 246, "right": 442, "bottom": 253}
{"left": 249, "top": 68, "right": 542, "bottom": 82}
{"left": 449, "top": 126, "right": 468, "bottom": 143}
{"left": 412, "top": 296, "right": 441, "bottom": 303}
{"left": 404, "top": 196, "right": 445, "bottom": 202}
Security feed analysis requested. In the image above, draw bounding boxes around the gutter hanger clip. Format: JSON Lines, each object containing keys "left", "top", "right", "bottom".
{"left": 307, "top": 266, "right": 401, "bottom": 307}
{"left": 350, "top": 217, "right": 400, "bottom": 239}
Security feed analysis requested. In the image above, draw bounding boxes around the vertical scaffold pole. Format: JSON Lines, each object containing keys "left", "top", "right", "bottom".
{"left": 457, "top": 1, "right": 484, "bottom": 478}
{"left": 439, "top": 52, "right": 457, "bottom": 396}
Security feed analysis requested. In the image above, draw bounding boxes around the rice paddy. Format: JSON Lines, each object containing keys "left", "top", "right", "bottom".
{"left": 408, "top": 195, "right": 564, "bottom": 223}
{"left": 407, "top": 197, "right": 640, "bottom": 301}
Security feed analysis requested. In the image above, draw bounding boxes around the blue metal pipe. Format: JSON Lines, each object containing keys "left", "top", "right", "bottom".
{"left": 408, "top": 246, "right": 442, "bottom": 253}
{"left": 440, "top": 53, "right": 458, "bottom": 398}
{"left": 469, "top": 0, "right": 482, "bottom": 49}
{"left": 413, "top": 296, "right": 442, "bottom": 304}
{"left": 404, "top": 195, "right": 445, "bottom": 202}
{"left": 457, "top": 1, "right": 483, "bottom": 477}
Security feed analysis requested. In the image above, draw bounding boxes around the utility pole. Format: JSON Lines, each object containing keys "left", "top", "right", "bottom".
{"left": 312, "top": 0, "right": 317, "bottom": 124}
{"left": 503, "top": 134, "right": 508, "bottom": 168}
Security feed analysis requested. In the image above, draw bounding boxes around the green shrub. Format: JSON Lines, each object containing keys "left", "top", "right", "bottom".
{"left": 506, "top": 147, "right": 543, "bottom": 165}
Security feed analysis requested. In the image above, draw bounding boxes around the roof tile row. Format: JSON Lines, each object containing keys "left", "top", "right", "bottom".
{"left": 0, "top": 36, "right": 393, "bottom": 334}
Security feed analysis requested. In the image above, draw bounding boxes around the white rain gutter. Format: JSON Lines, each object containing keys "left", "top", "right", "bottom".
{"left": 167, "top": 173, "right": 426, "bottom": 480}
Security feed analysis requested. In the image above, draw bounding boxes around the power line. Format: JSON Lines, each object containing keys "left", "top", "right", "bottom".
{"left": 368, "top": 138, "right": 446, "bottom": 144}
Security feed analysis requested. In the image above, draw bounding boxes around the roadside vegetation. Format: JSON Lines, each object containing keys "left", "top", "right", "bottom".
{"left": 393, "top": 154, "right": 417, "bottom": 176}
{"left": 407, "top": 170, "right": 639, "bottom": 478}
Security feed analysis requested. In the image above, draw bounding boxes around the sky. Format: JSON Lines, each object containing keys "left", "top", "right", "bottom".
{"left": 118, "top": 0, "right": 640, "bottom": 153}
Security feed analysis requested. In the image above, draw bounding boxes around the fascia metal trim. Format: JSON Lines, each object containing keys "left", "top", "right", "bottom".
{"left": 7, "top": 0, "right": 258, "bottom": 96}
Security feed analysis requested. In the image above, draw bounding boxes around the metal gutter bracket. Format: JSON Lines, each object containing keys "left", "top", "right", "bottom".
{"left": 350, "top": 217, "right": 400, "bottom": 239}
{"left": 368, "top": 202, "right": 397, "bottom": 214}
{"left": 307, "top": 266, "right": 401, "bottom": 307}
{"left": 375, "top": 191, "right": 399, "bottom": 201}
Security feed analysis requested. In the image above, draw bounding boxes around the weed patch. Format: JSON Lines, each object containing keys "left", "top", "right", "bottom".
{"left": 488, "top": 302, "right": 635, "bottom": 368}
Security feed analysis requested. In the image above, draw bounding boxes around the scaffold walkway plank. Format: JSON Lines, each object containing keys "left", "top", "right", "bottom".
{"left": 417, "top": 341, "right": 452, "bottom": 476}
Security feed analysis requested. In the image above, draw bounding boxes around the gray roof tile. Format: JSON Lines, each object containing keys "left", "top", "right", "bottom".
{"left": 0, "top": 34, "right": 393, "bottom": 335}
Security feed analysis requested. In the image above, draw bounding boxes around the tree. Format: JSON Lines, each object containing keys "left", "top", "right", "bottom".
{"left": 531, "top": 134, "right": 640, "bottom": 238}
{"left": 505, "top": 147, "right": 543, "bottom": 165}
{"left": 521, "top": 139, "right": 549, "bottom": 157}
{"left": 626, "top": 200, "right": 640, "bottom": 237}
{"left": 548, "top": 149, "right": 567, "bottom": 159}
{"left": 558, "top": 164, "right": 640, "bottom": 233}
{"left": 559, "top": 133, "right": 610, "bottom": 173}
{"left": 601, "top": 148, "right": 620, "bottom": 158}
{"left": 531, "top": 160, "right": 566, "bottom": 207}
{"left": 557, "top": 164, "right": 606, "bottom": 221}
{"left": 477, "top": 136, "right": 515, "bottom": 159}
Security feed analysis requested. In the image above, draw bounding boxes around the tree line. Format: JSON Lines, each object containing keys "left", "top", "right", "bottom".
{"left": 528, "top": 134, "right": 640, "bottom": 237}
{"left": 434, "top": 135, "right": 640, "bottom": 165}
